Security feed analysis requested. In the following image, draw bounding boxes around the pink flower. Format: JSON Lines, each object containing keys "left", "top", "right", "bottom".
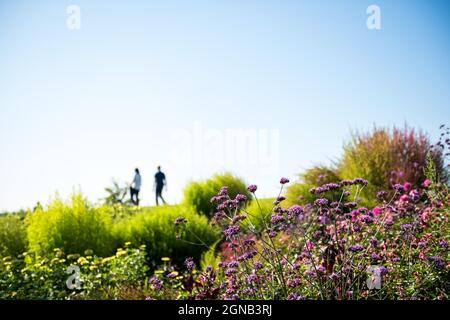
{"left": 373, "top": 207, "right": 382, "bottom": 216}
{"left": 423, "top": 179, "right": 431, "bottom": 188}
{"left": 351, "top": 209, "right": 360, "bottom": 222}
{"left": 421, "top": 208, "right": 431, "bottom": 223}
{"left": 306, "top": 240, "right": 315, "bottom": 250}
{"left": 399, "top": 194, "right": 409, "bottom": 202}
{"left": 403, "top": 182, "right": 412, "bottom": 191}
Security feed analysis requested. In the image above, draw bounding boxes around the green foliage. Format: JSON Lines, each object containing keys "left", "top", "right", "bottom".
{"left": 285, "top": 166, "right": 341, "bottom": 206}
{"left": 0, "top": 244, "right": 148, "bottom": 299}
{"left": 26, "top": 194, "right": 115, "bottom": 257}
{"left": 200, "top": 240, "right": 221, "bottom": 271}
{"left": 183, "top": 172, "right": 251, "bottom": 217}
{"left": 24, "top": 193, "right": 218, "bottom": 267}
{"left": 113, "top": 205, "right": 220, "bottom": 266}
{"left": 241, "top": 198, "right": 276, "bottom": 233}
{"left": 0, "top": 214, "right": 28, "bottom": 258}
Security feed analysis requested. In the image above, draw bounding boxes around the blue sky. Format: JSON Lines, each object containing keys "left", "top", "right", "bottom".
{"left": 0, "top": 0, "right": 449, "bottom": 211}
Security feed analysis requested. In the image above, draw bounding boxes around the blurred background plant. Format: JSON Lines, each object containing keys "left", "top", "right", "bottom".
{"left": 285, "top": 125, "right": 447, "bottom": 207}
{"left": 103, "top": 179, "right": 131, "bottom": 206}
{"left": 0, "top": 214, "right": 28, "bottom": 258}
{"left": 285, "top": 165, "right": 341, "bottom": 206}
{"left": 338, "top": 125, "right": 446, "bottom": 205}
{"left": 26, "top": 194, "right": 116, "bottom": 257}
{"left": 183, "top": 172, "right": 251, "bottom": 218}
{"left": 113, "top": 205, "right": 220, "bottom": 267}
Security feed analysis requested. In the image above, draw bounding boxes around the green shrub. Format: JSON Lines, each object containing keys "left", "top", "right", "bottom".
{"left": 0, "top": 214, "right": 28, "bottom": 258}
{"left": 26, "top": 194, "right": 115, "bottom": 257}
{"left": 285, "top": 166, "right": 341, "bottom": 206}
{"left": 183, "top": 172, "right": 251, "bottom": 217}
{"left": 113, "top": 205, "right": 220, "bottom": 266}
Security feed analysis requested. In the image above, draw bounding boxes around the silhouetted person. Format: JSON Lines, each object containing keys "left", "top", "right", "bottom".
{"left": 130, "top": 168, "right": 141, "bottom": 206}
{"left": 154, "top": 165, "right": 167, "bottom": 206}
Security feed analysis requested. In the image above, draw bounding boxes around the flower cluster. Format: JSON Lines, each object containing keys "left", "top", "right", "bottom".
{"left": 150, "top": 163, "right": 448, "bottom": 300}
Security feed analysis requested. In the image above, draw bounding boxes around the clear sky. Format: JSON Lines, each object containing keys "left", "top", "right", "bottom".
{"left": 1, "top": 0, "right": 449, "bottom": 211}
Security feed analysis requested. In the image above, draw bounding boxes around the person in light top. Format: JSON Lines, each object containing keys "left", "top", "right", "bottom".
{"left": 130, "top": 168, "right": 141, "bottom": 206}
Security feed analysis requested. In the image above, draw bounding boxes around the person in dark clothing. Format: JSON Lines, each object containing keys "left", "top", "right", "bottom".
{"left": 154, "top": 165, "right": 167, "bottom": 206}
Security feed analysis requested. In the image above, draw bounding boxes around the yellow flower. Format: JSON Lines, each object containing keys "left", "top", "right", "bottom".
{"left": 161, "top": 257, "right": 170, "bottom": 262}
{"left": 77, "top": 257, "right": 88, "bottom": 265}
{"left": 116, "top": 250, "right": 126, "bottom": 257}
{"left": 101, "top": 257, "right": 113, "bottom": 264}
{"left": 168, "top": 271, "right": 179, "bottom": 278}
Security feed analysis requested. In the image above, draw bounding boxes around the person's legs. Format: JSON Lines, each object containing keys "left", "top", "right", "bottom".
{"left": 159, "top": 194, "right": 166, "bottom": 205}
{"left": 135, "top": 190, "right": 140, "bottom": 206}
{"left": 156, "top": 186, "right": 164, "bottom": 205}
{"left": 130, "top": 187, "right": 136, "bottom": 205}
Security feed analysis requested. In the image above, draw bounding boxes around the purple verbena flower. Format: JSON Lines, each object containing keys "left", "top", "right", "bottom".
{"left": 400, "top": 224, "right": 412, "bottom": 231}
{"left": 253, "top": 262, "right": 263, "bottom": 270}
{"left": 360, "top": 215, "right": 374, "bottom": 224}
{"left": 287, "top": 278, "right": 301, "bottom": 288}
{"left": 149, "top": 277, "right": 163, "bottom": 290}
{"left": 232, "top": 215, "right": 247, "bottom": 224}
{"left": 288, "top": 205, "right": 303, "bottom": 217}
{"left": 235, "top": 194, "right": 247, "bottom": 203}
{"left": 288, "top": 293, "right": 306, "bottom": 300}
{"left": 184, "top": 257, "right": 196, "bottom": 271}
{"left": 225, "top": 268, "right": 238, "bottom": 277}
{"left": 428, "top": 256, "right": 445, "bottom": 269}
{"left": 218, "top": 186, "right": 229, "bottom": 196}
{"left": 314, "top": 198, "right": 329, "bottom": 207}
{"left": 247, "top": 274, "right": 259, "bottom": 284}
{"left": 349, "top": 245, "right": 365, "bottom": 252}
{"left": 393, "top": 183, "right": 405, "bottom": 193}
{"left": 224, "top": 225, "right": 240, "bottom": 239}
{"left": 174, "top": 216, "right": 187, "bottom": 225}
{"left": 377, "top": 191, "right": 388, "bottom": 200}
{"left": 271, "top": 214, "right": 285, "bottom": 224}
{"left": 244, "top": 239, "right": 256, "bottom": 246}
{"left": 268, "top": 230, "right": 277, "bottom": 238}
{"left": 353, "top": 178, "right": 368, "bottom": 186}
{"left": 371, "top": 252, "right": 381, "bottom": 261}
